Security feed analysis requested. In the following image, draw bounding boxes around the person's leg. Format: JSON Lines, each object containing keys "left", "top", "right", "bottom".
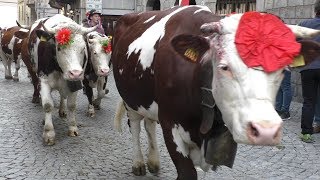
{"left": 280, "top": 70, "right": 292, "bottom": 119}
{"left": 313, "top": 79, "right": 320, "bottom": 133}
{"left": 275, "top": 87, "right": 283, "bottom": 113}
{"left": 300, "top": 70, "right": 317, "bottom": 142}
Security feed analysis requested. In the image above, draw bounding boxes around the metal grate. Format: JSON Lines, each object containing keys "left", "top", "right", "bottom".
{"left": 216, "top": 0, "right": 256, "bottom": 15}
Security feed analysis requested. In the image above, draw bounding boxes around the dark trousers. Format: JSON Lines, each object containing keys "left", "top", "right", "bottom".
{"left": 300, "top": 69, "right": 320, "bottom": 134}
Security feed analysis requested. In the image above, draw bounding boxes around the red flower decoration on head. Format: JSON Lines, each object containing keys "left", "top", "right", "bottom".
{"left": 56, "top": 28, "right": 73, "bottom": 48}
{"left": 101, "top": 36, "right": 112, "bottom": 54}
{"left": 235, "top": 12, "right": 301, "bottom": 72}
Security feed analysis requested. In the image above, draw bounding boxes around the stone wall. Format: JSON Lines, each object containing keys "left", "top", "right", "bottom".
{"left": 260, "top": 0, "right": 317, "bottom": 102}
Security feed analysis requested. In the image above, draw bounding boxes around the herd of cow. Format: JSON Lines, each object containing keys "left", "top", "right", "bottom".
{"left": 1, "top": 5, "right": 320, "bottom": 180}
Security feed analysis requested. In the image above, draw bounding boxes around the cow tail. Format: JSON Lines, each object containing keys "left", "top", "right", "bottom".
{"left": 114, "top": 99, "right": 126, "bottom": 133}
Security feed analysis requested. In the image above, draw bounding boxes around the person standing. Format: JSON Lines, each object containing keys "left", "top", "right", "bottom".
{"left": 83, "top": 9, "right": 109, "bottom": 94}
{"left": 275, "top": 69, "right": 292, "bottom": 120}
{"left": 298, "top": 0, "right": 320, "bottom": 143}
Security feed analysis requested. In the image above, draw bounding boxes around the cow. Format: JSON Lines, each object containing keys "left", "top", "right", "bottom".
{"left": 112, "top": 6, "right": 320, "bottom": 179}
{"left": 83, "top": 31, "right": 112, "bottom": 117}
{"left": 24, "top": 14, "right": 96, "bottom": 145}
{"left": 0, "top": 26, "right": 29, "bottom": 81}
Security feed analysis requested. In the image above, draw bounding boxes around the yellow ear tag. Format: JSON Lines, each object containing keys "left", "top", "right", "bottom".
{"left": 290, "top": 55, "right": 305, "bottom": 67}
{"left": 184, "top": 48, "right": 198, "bottom": 62}
{"left": 40, "top": 36, "right": 47, "bottom": 42}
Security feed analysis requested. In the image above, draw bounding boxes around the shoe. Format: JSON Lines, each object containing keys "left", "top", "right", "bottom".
{"left": 280, "top": 111, "right": 291, "bottom": 121}
{"left": 313, "top": 124, "right": 320, "bottom": 133}
{"left": 300, "top": 134, "right": 314, "bottom": 143}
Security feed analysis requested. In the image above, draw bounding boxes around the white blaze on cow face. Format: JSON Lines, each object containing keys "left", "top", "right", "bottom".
{"left": 207, "top": 14, "right": 283, "bottom": 145}
{"left": 127, "top": 6, "right": 211, "bottom": 70}
{"left": 86, "top": 32, "right": 111, "bottom": 77}
{"left": 54, "top": 33, "right": 86, "bottom": 80}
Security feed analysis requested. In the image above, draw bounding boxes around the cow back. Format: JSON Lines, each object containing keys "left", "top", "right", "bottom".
{"left": 112, "top": 6, "right": 220, "bottom": 126}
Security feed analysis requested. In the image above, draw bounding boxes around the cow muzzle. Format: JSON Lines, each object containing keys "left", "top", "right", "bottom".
{"left": 247, "top": 121, "right": 282, "bottom": 145}
{"left": 68, "top": 70, "right": 84, "bottom": 80}
{"left": 97, "top": 68, "right": 110, "bottom": 77}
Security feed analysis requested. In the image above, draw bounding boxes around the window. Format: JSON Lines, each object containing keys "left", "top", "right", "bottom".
{"left": 216, "top": 0, "right": 256, "bottom": 15}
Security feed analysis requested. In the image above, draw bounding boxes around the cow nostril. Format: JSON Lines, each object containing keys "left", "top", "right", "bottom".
{"left": 250, "top": 123, "right": 259, "bottom": 137}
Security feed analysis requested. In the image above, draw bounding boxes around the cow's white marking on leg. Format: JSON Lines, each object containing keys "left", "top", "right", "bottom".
{"left": 66, "top": 92, "right": 78, "bottom": 136}
{"left": 40, "top": 77, "right": 55, "bottom": 145}
{"left": 144, "top": 15, "right": 156, "bottom": 23}
{"left": 127, "top": 107, "right": 146, "bottom": 175}
{"left": 172, "top": 124, "right": 211, "bottom": 171}
{"left": 144, "top": 118, "right": 160, "bottom": 173}
{"left": 138, "top": 101, "right": 158, "bottom": 121}
{"left": 172, "top": 124, "right": 192, "bottom": 157}
{"left": 119, "top": 69, "right": 123, "bottom": 75}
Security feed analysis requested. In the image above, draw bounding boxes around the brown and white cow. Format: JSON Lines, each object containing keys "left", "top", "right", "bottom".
{"left": 0, "top": 26, "right": 29, "bottom": 81}
{"left": 83, "top": 31, "right": 111, "bottom": 117}
{"left": 112, "top": 6, "right": 320, "bottom": 179}
{"left": 25, "top": 14, "right": 96, "bottom": 145}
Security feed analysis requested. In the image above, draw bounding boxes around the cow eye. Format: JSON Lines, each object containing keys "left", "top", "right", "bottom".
{"left": 218, "top": 64, "right": 229, "bottom": 71}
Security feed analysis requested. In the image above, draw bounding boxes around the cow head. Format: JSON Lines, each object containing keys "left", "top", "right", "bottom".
{"left": 171, "top": 12, "right": 320, "bottom": 146}
{"left": 36, "top": 21, "right": 97, "bottom": 80}
{"left": 86, "top": 31, "right": 111, "bottom": 76}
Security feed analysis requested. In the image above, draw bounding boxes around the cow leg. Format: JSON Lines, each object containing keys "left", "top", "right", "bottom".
{"left": 93, "top": 77, "right": 106, "bottom": 110}
{"left": 59, "top": 96, "right": 67, "bottom": 118}
{"left": 127, "top": 109, "right": 146, "bottom": 176}
{"left": 160, "top": 117, "right": 197, "bottom": 180}
{"left": 67, "top": 92, "right": 79, "bottom": 137}
{"left": 83, "top": 79, "right": 95, "bottom": 117}
{"left": 2, "top": 57, "right": 12, "bottom": 79}
{"left": 144, "top": 118, "right": 160, "bottom": 174}
{"left": 12, "top": 59, "right": 20, "bottom": 81}
{"left": 40, "top": 79, "right": 55, "bottom": 145}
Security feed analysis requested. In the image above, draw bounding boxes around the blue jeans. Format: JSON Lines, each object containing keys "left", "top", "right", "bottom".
{"left": 276, "top": 70, "right": 292, "bottom": 113}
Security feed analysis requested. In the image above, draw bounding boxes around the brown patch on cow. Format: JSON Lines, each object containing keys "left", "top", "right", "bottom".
{"left": 14, "top": 31, "right": 28, "bottom": 39}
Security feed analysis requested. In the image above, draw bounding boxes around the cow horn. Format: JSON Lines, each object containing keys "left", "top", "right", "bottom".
{"left": 287, "top": 25, "right": 320, "bottom": 39}
{"left": 80, "top": 25, "right": 98, "bottom": 35}
{"left": 200, "top": 22, "right": 222, "bottom": 35}
{"left": 16, "top": 20, "right": 31, "bottom": 30}
{"left": 41, "top": 21, "right": 56, "bottom": 34}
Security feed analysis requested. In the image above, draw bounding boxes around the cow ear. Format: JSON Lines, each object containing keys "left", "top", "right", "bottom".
{"left": 171, "top": 34, "right": 210, "bottom": 63}
{"left": 36, "top": 30, "right": 52, "bottom": 42}
{"left": 291, "top": 40, "right": 320, "bottom": 67}
{"left": 14, "top": 31, "right": 28, "bottom": 39}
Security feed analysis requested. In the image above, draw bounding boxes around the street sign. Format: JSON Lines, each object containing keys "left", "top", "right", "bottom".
{"left": 86, "top": 0, "right": 102, "bottom": 13}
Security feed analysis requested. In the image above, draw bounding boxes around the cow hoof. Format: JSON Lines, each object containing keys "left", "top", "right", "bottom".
{"left": 147, "top": 160, "right": 160, "bottom": 174}
{"left": 68, "top": 127, "right": 79, "bottom": 137}
{"left": 59, "top": 111, "right": 67, "bottom": 118}
{"left": 88, "top": 112, "right": 95, "bottom": 118}
{"left": 5, "top": 75, "right": 13, "bottom": 80}
{"left": 13, "top": 77, "right": 19, "bottom": 81}
{"left": 44, "top": 138, "right": 55, "bottom": 146}
{"left": 43, "top": 131, "right": 55, "bottom": 145}
{"left": 32, "top": 96, "right": 40, "bottom": 104}
{"left": 132, "top": 163, "right": 146, "bottom": 176}
{"left": 94, "top": 104, "right": 100, "bottom": 110}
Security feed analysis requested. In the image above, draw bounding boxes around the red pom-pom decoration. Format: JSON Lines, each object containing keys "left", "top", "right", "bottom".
{"left": 56, "top": 28, "right": 73, "bottom": 48}
{"left": 235, "top": 12, "right": 301, "bottom": 72}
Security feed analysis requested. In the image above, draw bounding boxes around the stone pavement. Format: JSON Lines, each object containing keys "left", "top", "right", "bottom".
{"left": 0, "top": 65, "right": 319, "bottom": 180}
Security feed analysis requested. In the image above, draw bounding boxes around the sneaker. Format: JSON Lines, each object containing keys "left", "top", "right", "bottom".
{"left": 280, "top": 111, "right": 291, "bottom": 121}
{"left": 300, "top": 134, "right": 314, "bottom": 143}
{"left": 313, "top": 124, "right": 320, "bottom": 134}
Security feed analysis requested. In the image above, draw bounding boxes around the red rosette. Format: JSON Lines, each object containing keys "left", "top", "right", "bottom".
{"left": 235, "top": 11, "right": 301, "bottom": 72}
{"left": 56, "top": 28, "right": 72, "bottom": 47}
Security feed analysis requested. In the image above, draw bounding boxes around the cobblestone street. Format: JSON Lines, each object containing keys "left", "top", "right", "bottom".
{"left": 0, "top": 65, "right": 319, "bottom": 180}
